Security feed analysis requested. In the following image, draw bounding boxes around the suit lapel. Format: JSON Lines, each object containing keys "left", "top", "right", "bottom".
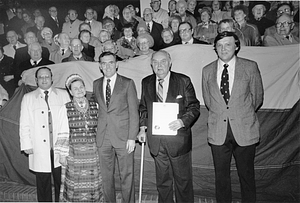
{"left": 109, "top": 74, "right": 122, "bottom": 108}
{"left": 97, "top": 77, "right": 106, "bottom": 108}
{"left": 166, "top": 72, "right": 177, "bottom": 102}
{"left": 147, "top": 74, "right": 157, "bottom": 102}
{"left": 229, "top": 57, "right": 243, "bottom": 103}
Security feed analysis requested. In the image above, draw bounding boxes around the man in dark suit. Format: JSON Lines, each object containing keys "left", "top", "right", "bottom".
{"left": 27, "top": 15, "right": 45, "bottom": 43}
{"left": 62, "top": 39, "right": 93, "bottom": 62}
{"left": 93, "top": 52, "right": 139, "bottom": 203}
{"left": 138, "top": 50, "right": 200, "bottom": 203}
{"left": 178, "top": 21, "right": 208, "bottom": 44}
{"left": 202, "top": 31, "right": 264, "bottom": 203}
{"left": 44, "top": 6, "right": 62, "bottom": 36}
{"left": 143, "top": 8, "right": 164, "bottom": 51}
{"left": 13, "top": 31, "right": 50, "bottom": 84}
{"left": 16, "top": 42, "right": 54, "bottom": 85}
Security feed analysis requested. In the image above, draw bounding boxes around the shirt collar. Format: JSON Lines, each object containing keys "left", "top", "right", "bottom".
{"left": 156, "top": 71, "right": 170, "bottom": 83}
{"left": 30, "top": 58, "right": 42, "bottom": 65}
{"left": 35, "top": 86, "right": 57, "bottom": 98}
{"left": 104, "top": 72, "right": 117, "bottom": 83}
{"left": 218, "top": 56, "right": 236, "bottom": 70}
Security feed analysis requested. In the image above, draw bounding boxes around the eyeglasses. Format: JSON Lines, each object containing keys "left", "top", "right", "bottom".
{"left": 37, "top": 75, "right": 51, "bottom": 80}
{"left": 277, "top": 8, "right": 291, "bottom": 15}
{"left": 179, "top": 28, "right": 191, "bottom": 34}
{"left": 152, "top": 59, "right": 169, "bottom": 67}
{"left": 276, "top": 21, "right": 293, "bottom": 28}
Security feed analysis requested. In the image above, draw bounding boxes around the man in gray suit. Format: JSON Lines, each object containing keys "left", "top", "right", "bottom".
{"left": 93, "top": 51, "right": 139, "bottom": 203}
{"left": 202, "top": 31, "right": 264, "bottom": 203}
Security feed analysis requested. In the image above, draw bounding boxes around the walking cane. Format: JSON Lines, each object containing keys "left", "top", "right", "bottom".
{"left": 138, "top": 142, "right": 145, "bottom": 203}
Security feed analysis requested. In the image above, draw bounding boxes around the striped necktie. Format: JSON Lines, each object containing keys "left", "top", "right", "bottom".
{"left": 157, "top": 79, "right": 164, "bottom": 102}
{"left": 106, "top": 79, "right": 111, "bottom": 107}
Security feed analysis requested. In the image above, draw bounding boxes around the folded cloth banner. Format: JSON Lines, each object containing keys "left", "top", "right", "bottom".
{"left": 22, "top": 44, "right": 300, "bottom": 109}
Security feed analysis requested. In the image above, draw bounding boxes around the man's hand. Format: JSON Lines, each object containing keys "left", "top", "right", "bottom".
{"left": 126, "top": 139, "right": 136, "bottom": 154}
{"left": 3, "top": 75, "right": 14, "bottom": 82}
{"left": 137, "top": 127, "right": 146, "bottom": 143}
{"left": 169, "top": 119, "right": 184, "bottom": 131}
{"left": 59, "top": 156, "right": 67, "bottom": 166}
{"left": 24, "top": 149, "right": 33, "bottom": 154}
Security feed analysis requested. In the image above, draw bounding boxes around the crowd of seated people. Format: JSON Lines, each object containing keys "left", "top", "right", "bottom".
{"left": 0, "top": 0, "right": 299, "bottom": 106}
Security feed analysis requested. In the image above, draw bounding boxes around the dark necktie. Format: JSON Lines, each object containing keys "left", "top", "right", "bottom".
{"left": 220, "top": 64, "right": 230, "bottom": 104}
{"left": 147, "top": 23, "right": 151, "bottom": 32}
{"left": 61, "top": 49, "right": 65, "bottom": 55}
{"left": 13, "top": 45, "right": 16, "bottom": 50}
{"left": 106, "top": 79, "right": 111, "bottom": 107}
{"left": 44, "top": 91, "right": 54, "bottom": 148}
{"left": 33, "top": 61, "right": 37, "bottom": 67}
{"left": 157, "top": 79, "right": 164, "bottom": 102}
{"left": 55, "top": 17, "right": 59, "bottom": 27}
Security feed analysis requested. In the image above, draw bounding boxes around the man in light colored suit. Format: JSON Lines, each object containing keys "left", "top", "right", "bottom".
{"left": 93, "top": 51, "right": 139, "bottom": 203}
{"left": 19, "top": 67, "right": 70, "bottom": 202}
{"left": 84, "top": 8, "right": 102, "bottom": 38}
{"left": 263, "top": 13, "right": 299, "bottom": 46}
{"left": 202, "top": 31, "right": 264, "bottom": 203}
{"left": 138, "top": 50, "right": 200, "bottom": 203}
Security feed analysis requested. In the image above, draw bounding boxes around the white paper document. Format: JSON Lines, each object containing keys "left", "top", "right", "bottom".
{"left": 152, "top": 102, "right": 179, "bottom": 135}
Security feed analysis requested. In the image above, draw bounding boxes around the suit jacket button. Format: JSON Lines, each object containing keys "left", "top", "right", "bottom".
{"left": 42, "top": 125, "right": 45, "bottom": 128}
{"left": 43, "top": 140, "right": 46, "bottom": 142}
{"left": 42, "top": 111, "right": 44, "bottom": 114}
{"left": 224, "top": 120, "right": 226, "bottom": 122}
{"left": 227, "top": 107, "right": 229, "bottom": 109}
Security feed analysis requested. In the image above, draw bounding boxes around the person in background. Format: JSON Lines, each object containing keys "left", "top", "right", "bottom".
{"left": 19, "top": 67, "right": 70, "bottom": 202}
{"left": 27, "top": 15, "right": 45, "bottom": 43}
{"left": 45, "top": 6, "right": 62, "bottom": 36}
{"left": 120, "top": 6, "right": 139, "bottom": 36}
{"left": 178, "top": 21, "right": 208, "bottom": 44}
{"left": 62, "top": 38, "right": 93, "bottom": 62}
{"left": 93, "top": 51, "right": 139, "bottom": 203}
{"left": 233, "top": 4, "right": 261, "bottom": 46}
{"left": 150, "top": 0, "right": 169, "bottom": 28}
{"left": 248, "top": 1, "right": 274, "bottom": 37}
{"left": 263, "top": 13, "right": 299, "bottom": 46}
{"left": 137, "top": 49, "right": 200, "bottom": 203}
{"left": 62, "top": 9, "right": 83, "bottom": 40}
{"left": 3, "top": 30, "right": 26, "bottom": 58}
{"left": 135, "top": 33, "right": 155, "bottom": 56}
{"left": 186, "top": 0, "right": 199, "bottom": 20}
{"left": 6, "top": 7, "right": 24, "bottom": 39}
{"left": 21, "top": 10, "right": 35, "bottom": 36}
{"left": 116, "top": 24, "right": 138, "bottom": 60}
{"left": 79, "top": 30, "right": 95, "bottom": 59}
{"left": 202, "top": 31, "right": 263, "bottom": 203}
{"left": 169, "top": 15, "right": 182, "bottom": 43}
{"left": 16, "top": 42, "right": 54, "bottom": 86}
{"left": 55, "top": 74, "right": 103, "bottom": 202}
{"left": 0, "top": 44, "right": 15, "bottom": 98}
{"left": 84, "top": 7, "right": 102, "bottom": 39}
{"left": 79, "top": 22, "right": 102, "bottom": 48}
{"left": 102, "top": 5, "right": 122, "bottom": 32}
{"left": 160, "top": 27, "right": 178, "bottom": 48}
{"left": 194, "top": 7, "right": 218, "bottom": 44}
{"left": 168, "top": 0, "right": 177, "bottom": 16}
{"left": 176, "top": 0, "right": 197, "bottom": 29}
{"left": 211, "top": 0, "right": 224, "bottom": 23}
{"left": 143, "top": 8, "right": 163, "bottom": 51}
{"left": 49, "top": 32, "right": 71, "bottom": 63}
{"left": 41, "top": 27, "right": 58, "bottom": 54}
{"left": 264, "top": 2, "right": 299, "bottom": 39}
{"left": 218, "top": 18, "right": 247, "bottom": 46}
{"left": 33, "top": 8, "right": 42, "bottom": 18}
{"left": 99, "top": 29, "right": 111, "bottom": 44}
{"left": 231, "top": 0, "right": 244, "bottom": 9}
{"left": 222, "top": 1, "right": 232, "bottom": 20}
{"left": 127, "top": 4, "right": 144, "bottom": 24}
{"left": 137, "top": 22, "right": 149, "bottom": 36}
{"left": 13, "top": 31, "right": 50, "bottom": 78}
{"left": 102, "top": 18, "right": 122, "bottom": 42}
